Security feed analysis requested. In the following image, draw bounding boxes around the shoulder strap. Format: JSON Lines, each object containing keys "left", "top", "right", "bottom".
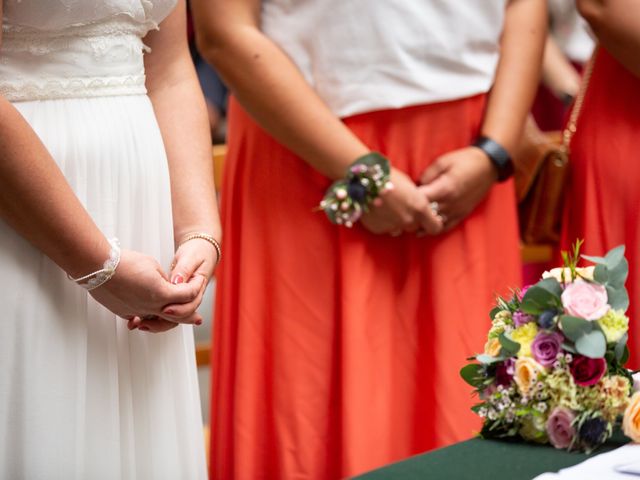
{"left": 562, "top": 48, "right": 598, "bottom": 153}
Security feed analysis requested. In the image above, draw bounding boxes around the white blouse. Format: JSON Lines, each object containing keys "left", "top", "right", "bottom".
{"left": 262, "top": 0, "right": 508, "bottom": 118}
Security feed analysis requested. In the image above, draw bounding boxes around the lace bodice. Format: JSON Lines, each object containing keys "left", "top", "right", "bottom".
{"left": 0, "top": 0, "right": 177, "bottom": 101}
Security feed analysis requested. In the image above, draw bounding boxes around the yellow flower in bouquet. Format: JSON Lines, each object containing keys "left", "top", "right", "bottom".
{"left": 597, "top": 309, "right": 629, "bottom": 343}
{"left": 511, "top": 322, "right": 539, "bottom": 357}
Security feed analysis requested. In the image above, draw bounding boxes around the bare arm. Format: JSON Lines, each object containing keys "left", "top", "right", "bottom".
{"left": 144, "top": 1, "right": 221, "bottom": 245}
{"left": 542, "top": 35, "right": 582, "bottom": 100}
{"left": 577, "top": 0, "right": 640, "bottom": 77}
{"left": 190, "top": 0, "right": 368, "bottom": 180}
{"left": 482, "top": 0, "right": 547, "bottom": 154}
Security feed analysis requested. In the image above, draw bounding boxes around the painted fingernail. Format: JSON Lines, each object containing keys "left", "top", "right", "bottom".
{"left": 171, "top": 274, "right": 184, "bottom": 285}
{"left": 195, "top": 319, "right": 203, "bottom": 326}
{"left": 164, "top": 308, "right": 175, "bottom": 315}
{"left": 139, "top": 326, "right": 150, "bottom": 332}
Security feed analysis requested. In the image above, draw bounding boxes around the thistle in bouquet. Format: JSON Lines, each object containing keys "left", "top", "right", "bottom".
{"left": 461, "top": 241, "right": 639, "bottom": 452}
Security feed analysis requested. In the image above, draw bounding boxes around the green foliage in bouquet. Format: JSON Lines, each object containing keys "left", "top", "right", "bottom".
{"left": 461, "top": 242, "right": 636, "bottom": 452}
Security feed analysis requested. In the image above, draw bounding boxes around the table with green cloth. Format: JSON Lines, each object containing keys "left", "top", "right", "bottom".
{"left": 354, "top": 431, "right": 629, "bottom": 480}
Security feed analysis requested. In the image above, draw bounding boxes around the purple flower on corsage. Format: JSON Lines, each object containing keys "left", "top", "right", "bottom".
{"left": 547, "top": 407, "right": 576, "bottom": 449}
{"left": 513, "top": 310, "right": 535, "bottom": 328}
{"left": 531, "top": 331, "right": 564, "bottom": 367}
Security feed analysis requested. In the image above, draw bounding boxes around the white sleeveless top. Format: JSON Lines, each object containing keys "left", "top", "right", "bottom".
{"left": 262, "top": 0, "right": 508, "bottom": 118}
{"left": 0, "top": 0, "right": 176, "bottom": 101}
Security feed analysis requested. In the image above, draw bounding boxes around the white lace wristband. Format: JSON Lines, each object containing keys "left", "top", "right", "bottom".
{"left": 68, "top": 238, "right": 121, "bottom": 291}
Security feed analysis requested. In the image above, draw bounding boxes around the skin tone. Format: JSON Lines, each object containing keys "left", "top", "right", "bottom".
{"left": 0, "top": 0, "right": 219, "bottom": 333}
{"left": 190, "top": 0, "right": 444, "bottom": 237}
{"left": 576, "top": 0, "right": 640, "bottom": 77}
{"left": 420, "top": 0, "right": 547, "bottom": 232}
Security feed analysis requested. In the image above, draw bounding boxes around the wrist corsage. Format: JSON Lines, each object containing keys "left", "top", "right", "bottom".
{"left": 319, "top": 152, "right": 392, "bottom": 227}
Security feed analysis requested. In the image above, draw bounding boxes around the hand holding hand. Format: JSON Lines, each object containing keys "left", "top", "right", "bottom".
{"left": 89, "top": 249, "right": 205, "bottom": 333}
{"left": 361, "top": 167, "right": 443, "bottom": 236}
{"left": 418, "top": 146, "right": 498, "bottom": 232}
{"left": 128, "top": 235, "right": 219, "bottom": 332}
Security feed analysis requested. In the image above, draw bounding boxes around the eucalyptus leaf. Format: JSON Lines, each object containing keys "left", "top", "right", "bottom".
{"left": 520, "top": 285, "right": 561, "bottom": 314}
{"left": 593, "top": 264, "right": 608, "bottom": 284}
{"left": 560, "top": 315, "right": 594, "bottom": 342}
{"left": 615, "top": 332, "right": 629, "bottom": 362}
{"left": 460, "top": 364, "right": 485, "bottom": 387}
{"left": 605, "top": 245, "right": 625, "bottom": 269}
{"left": 561, "top": 342, "right": 577, "bottom": 354}
{"left": 606, "top": 285, "right": 629, "bottom": 312}
{"left": 498, "top": 332, "right": 521, "bottom": 357}
{"left": 475, "top": 354, "right": 504, "bottom": 365}
{"left": 607, "top": 258, "right": 629, "bottom": 289}
{"left": 536, "top": 277, "right": 563, "bottom": 297}
{"left": 582, "top": 254, "right": 607, "bottom": 265}
{"left": 575, "top": 330, "right": 607, "bottom": 358}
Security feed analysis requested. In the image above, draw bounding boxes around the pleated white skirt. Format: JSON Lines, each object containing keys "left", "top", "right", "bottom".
{"left": 0, "top": 95, "right": 207, "bottom": 480}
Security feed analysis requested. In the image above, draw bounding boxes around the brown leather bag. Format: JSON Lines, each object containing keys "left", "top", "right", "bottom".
{"left": 513, "top": 55, "right": 595, "bottom": 245}
{"left": 513, "top": 117, "right": 568, "bottom": 244}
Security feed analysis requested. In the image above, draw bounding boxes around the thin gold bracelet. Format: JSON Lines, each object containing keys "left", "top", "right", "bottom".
{"left": 178, "top": 232, "right": 221, "bottom": 267}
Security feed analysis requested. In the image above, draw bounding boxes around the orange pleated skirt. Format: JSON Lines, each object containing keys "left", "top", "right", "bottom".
{"left": 210, "top": 94, "right": 522, "bottom": 479}
{"left": 561, "top": 48, "right": 640, "bottom": 369}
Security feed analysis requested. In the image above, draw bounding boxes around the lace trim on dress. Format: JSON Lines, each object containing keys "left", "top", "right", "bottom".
{"left": 1, "top": 19, "right": 153, "bottom": 56}
{"left": 0, "top": 75, "right": 147, "bottom": 101}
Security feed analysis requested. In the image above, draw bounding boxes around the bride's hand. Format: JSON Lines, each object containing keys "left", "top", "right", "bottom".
{"left": 129, "top": 237, "right": 219, "bottom": 331}
{"left": 89, "top": 249, "right": 204, "bottom": 330}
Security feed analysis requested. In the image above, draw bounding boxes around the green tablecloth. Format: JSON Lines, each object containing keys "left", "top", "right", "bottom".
{"left": 354, "top": 432, "right": 629, "bottom": 480}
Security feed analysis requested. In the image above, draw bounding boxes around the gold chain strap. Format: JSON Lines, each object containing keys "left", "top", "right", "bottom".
{"left": 562, "top": 49, "right": 598, "bottom": 153}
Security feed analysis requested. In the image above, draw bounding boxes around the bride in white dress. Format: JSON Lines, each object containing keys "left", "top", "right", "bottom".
{"left": 0, "top": 1, "right": 220, "bottom": 478}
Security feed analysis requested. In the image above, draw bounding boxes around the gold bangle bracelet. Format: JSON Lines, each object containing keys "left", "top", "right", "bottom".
{"left": 178, "top": 232, "right": 221, "bottom": 267}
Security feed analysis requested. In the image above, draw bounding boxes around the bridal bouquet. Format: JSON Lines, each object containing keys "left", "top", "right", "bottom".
{"left": 461, "top": 242, "right": 640, "bottom": 452}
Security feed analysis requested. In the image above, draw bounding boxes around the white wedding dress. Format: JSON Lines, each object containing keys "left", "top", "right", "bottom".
{"left": 0, "top": 1, "right": 207, "bottom": 479}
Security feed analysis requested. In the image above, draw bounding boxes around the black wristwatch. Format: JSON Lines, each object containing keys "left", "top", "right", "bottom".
{"left": 472, "top": 136, "right": 514, "bottom": 182}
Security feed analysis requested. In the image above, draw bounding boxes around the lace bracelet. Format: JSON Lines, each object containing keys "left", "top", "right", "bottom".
{"left": 319, "top": 152, "right": 392, "bottom": 227}
{"left": 67, "top": 238, "right": 121, "bottom": 291}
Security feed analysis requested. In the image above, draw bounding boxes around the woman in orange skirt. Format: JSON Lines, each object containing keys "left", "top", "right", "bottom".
{"left": 193, "top": 1, "right": 545, "bottom": 478}
{"left": 561, "top": 0, "right": 640, "bottom": 369}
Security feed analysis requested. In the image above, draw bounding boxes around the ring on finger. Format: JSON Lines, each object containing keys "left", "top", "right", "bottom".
{"left": 430, "top": 201, "right": 440, "bottom": 215}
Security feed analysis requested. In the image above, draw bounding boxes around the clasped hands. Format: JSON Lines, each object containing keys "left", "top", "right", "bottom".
{"left": 361, "top": 146, "right": 498, "bottom": 236}
{"left": 89, "top": 237, "right": 218, "bottom": 333}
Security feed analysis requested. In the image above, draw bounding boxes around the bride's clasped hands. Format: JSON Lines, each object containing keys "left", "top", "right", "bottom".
{"left": 90, "top": 235, "right": 220, "bottom": 334}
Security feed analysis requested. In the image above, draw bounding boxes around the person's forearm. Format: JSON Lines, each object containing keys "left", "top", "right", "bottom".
{"left": 144, "top": 3, "right": 220, "bottom": 244}
{"left": 191, "top": 0, "right": 368, "bottom": 180}
{"left": 577, "top": 0, "right": 640, "bottom": 77}
{"left": 146, "top": 65, "right": 221, "bottom": 244}
{"left": 480, "top": 0, "right": 547, "bottom": 153}
{"left": 542, "top": 35, "right": 582, "bottom": 99}
{"left": 0, "top": 97, "right": 111, "bottom": 277}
